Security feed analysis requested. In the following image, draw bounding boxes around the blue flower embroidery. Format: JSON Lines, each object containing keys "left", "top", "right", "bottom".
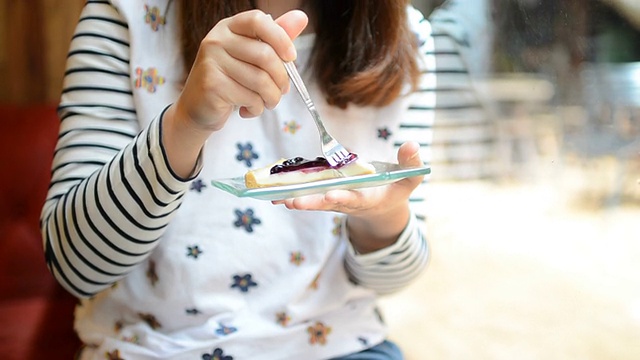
{"left": 190, "top": 179, "right": 206, "bottom": 192}
{"left": 234, "top": 208, "right": 261, "bottom": 233}
{"left": 236, "top": 142, "right": 259, "bottom": 167}
{"left": 215, "top": 324, "right": 238, "bottom": 336}
{"left": 187, "top": 245, "right": 203, "bottom": 259}
{"left": 231, "top": 273, "right": 258, "bottom": 293}
{"left": 202, "top": 348, "right": 233, "bottom": 360}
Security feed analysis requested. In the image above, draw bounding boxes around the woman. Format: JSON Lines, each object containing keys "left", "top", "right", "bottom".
{"left": 41, "top": 0, "right": 434, "bottom": 358}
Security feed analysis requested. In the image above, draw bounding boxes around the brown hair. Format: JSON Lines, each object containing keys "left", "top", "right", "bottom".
{"left": 176, "top": 0, "right": 420, "bottom": 109}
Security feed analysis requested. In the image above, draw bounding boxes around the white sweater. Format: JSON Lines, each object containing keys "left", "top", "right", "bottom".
{"left": 41, "top": 1, "right": 436, "bottom": 359}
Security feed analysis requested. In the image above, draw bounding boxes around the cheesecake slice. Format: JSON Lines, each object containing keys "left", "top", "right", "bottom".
{"left": 244, "top": 154, "right": 375, "bottom": 189}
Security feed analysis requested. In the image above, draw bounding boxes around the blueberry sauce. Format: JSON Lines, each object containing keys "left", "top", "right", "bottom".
{"left": 270, "top": 153, "right": 358, "bottom": 174}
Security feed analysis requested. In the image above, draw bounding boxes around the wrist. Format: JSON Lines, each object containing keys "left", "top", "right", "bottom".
{"left": 167, "top": 101, "right": 218, "bottom": 140}
{"left": 161, "top": 104, "right": 211, "bottom": 178}
{"left": 346, "top": 203, "right": 411, "bottom": 254}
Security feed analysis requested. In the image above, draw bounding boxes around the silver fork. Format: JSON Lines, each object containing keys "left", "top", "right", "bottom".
{"left": 283, "top": 61, "right": 350, "bottom": 167}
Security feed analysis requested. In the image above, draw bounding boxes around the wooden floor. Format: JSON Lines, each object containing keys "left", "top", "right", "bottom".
{"left": 380, "top": 171, "right": 640, "bottom": 360}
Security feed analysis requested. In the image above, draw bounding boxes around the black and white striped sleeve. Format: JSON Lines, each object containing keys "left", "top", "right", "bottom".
{"left": 40, "top": 1, "right": 195, "bottom": 298}
{"left": 427, "top": 1, "right": 495, "bottom": 180}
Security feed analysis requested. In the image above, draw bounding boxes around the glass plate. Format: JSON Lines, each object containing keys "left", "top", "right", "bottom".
{"left": 210, "top": 161, "right": 430, "bottom": 201}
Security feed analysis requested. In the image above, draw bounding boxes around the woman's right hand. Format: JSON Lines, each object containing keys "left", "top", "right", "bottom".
{"left": 163, "top": 10, "right": 308, "bottom": 178}
{"left": 175, "top": 9, "right": 308, "bottom": 132}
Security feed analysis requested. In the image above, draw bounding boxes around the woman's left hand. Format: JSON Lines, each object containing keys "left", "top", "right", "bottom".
{"left": 272, "top": 141, "right": 424, "bottom": 253}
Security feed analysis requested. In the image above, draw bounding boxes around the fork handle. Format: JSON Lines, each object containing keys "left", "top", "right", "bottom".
{"left": 284, "top": 61, "right": 311, "bottom": 101}
{"left": 283, "top": 61, "right": 332, "bottom": 143}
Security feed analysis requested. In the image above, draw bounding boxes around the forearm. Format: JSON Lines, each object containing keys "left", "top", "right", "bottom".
{"left": 41, "top": 116, "right": 194, "bottom": 298}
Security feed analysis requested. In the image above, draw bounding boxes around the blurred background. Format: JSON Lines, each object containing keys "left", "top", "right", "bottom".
{"left": 0, "top": 0, "right": 639, "bottom": 359}
{"left": 386, "top": 1, "right": 640, "bottom": 359}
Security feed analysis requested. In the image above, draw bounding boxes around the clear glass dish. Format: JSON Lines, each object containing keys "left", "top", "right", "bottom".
{"left": 210, "top": 161, "right": 431, "bottom": 201}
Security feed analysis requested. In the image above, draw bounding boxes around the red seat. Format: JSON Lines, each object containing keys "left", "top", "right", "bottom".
{"left": 0, "top": 104, "right": 81, "bottom": 359}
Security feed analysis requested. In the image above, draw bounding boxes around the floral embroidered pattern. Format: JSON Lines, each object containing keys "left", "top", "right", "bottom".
{"left": 122, "top": 334, "right": 141, "bottom": 344}
{"left": 144, "top": 4, "right": 166, "bottom": 31}
{"left": 307, "top": 321, "right": 332, "bottom": 345}
{"left": 114, "top": 320, "right": 124, "bottom": 333}
{"left": 283, "top": 120, "right": 301, "bottom": 134}
{"left": 106, "top": 349, "right": 125, "bottom": 360}
{"left": 236, "top": 143, "right": 259, "bottom": 167}
{"left": 187, "top": 245, "right": 203, "bottom": 259}
{"left": 215, "top": 323, "right": 238, "bottom": 336}
{"left": 146, "top": 260, "right": 158, "bottom": 286}
{"left": 234, "top": 208, "right": 261, "bottom": 233}
{"left": 202, "top": 348, "right": 233, "bottom": 360}
{"left": 290, "top": 251, "right": 305, "bottom": 266}
{"left": 377, "top": 127, "right": 392, "bottom": 140}
{"left": 138, "top": 313, "right": 162, "bottom": 330}
{"left": 135, "top": 67, "right": 165, "bottom": 93}
{"left": 190, "top": 179, "right": 206, "bottom": 192}
{"left": 230, "top": 273, "right": 258, "bottom": 293}
{"left": 331, "top": 216, "right": 342, "bottom": 236}
{"left": 276, "top": 312, "right": 291, "bottom": 327}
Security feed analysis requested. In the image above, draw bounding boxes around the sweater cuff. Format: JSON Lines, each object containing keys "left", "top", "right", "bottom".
{"left": 344, "top": 212, "right": 417, "bottom": 265}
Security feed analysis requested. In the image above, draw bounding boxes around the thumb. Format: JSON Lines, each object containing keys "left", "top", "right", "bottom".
{"left": 395, "top": 141, "right": 425, "bottom": 190}
{"left": 275, "top": 10, "right": 309, "bottom": 42}
{"left": 397, "top": 141, "right": 423, "bottom": 168}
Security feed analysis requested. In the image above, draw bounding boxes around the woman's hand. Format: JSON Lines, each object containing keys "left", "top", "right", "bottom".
{"left": 175, "top": 9, "right": 308, "bottom": 130}
{"left": 273, "top": 142, "right": 425, "bottom": 253}
{"left": 163, "top": 10, "right": 308, "bottom": 178}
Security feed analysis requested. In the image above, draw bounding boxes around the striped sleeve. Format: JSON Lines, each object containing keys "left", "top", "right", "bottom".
{"left": 342, "top": 7, "right": 435, "bottom": 295}
{"left": 344, "top": 214, "right": 428, "bottom": 295}
{"left": 427, "top": 1, "right": 496, "bottom": 180}
{"left": 40, "top": 1, "right": 195, "bottom": 298}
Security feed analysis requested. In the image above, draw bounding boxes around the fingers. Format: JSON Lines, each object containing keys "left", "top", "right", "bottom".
{"left": 275, "top": 10, "right": 309, "bottom": 42}
{"left": 224, "top": 10, "right": 308, "bottom": 101}
{"left": 273, "top": 190, "right": 363, "bottom": 212}
{"left": 223, "top": 39, "right": 290, "bottom": 102}
{"left": 226, "top": 10, "right": 307, "bottom": 62}
{"left": 193, "top": 10, "right": 308, "bottom": 120}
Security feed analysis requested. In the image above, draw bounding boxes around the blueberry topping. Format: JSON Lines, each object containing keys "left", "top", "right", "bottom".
{"left": 270, "top": 153, "right": 358, "bottom": 174}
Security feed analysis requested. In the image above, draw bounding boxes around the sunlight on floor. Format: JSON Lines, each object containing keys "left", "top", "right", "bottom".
{"left": 379, "top": 174, "right": 640, "bottom": 360}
